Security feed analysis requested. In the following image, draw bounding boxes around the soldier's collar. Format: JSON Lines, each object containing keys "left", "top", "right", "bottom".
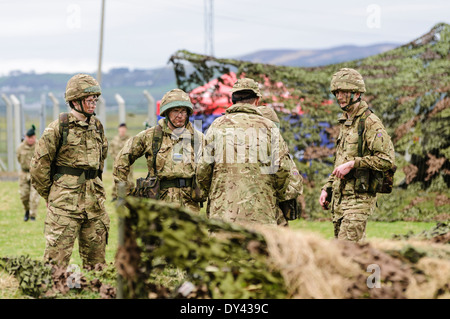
{"left": 68, "top": 112, "right": 93, "bottom": 126}
{"left": 338, "top": 101, "right": 368, "bottom": 126}
{"left": 226, "top": 103, "right": 264, "bottom": 116}
{"left": 159, "top": 118, "right": 194, "bottom": 137}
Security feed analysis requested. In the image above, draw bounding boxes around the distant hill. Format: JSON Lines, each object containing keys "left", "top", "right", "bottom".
{"left": 0, "top": 66, "right": 177, "bottom": 112}
{"left": 0, "top": 43, "right": 401, "bottom": 113}
{"left": 237, "top": 43, "right": 400, "bottom": 67}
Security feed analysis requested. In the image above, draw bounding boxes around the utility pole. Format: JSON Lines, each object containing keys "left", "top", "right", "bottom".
{"left": 204, "top": 0, "right": 214, "bottom": 56}
{"left": 96, "top": 0, "right": 107, "bottom": 129}
{"left": 97, "top": 0, "right": 105, "bottom": 85}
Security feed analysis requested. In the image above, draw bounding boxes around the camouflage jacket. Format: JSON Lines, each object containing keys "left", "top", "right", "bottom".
{"left": 30, "top": 112, "right": 108, "bottom": 218}
{"left": 112, "top": 118, "right": 205, "bottom": 203}
{"left": 322, "top": 101, "right": 395, "bottom": 196}
{"left": 109, "top": 134, "right": 130, "bottom": 162}
{"left": 196, "top": 103, "right": 301, "bottom": 225}
{"left": 257, "top": 104, "right": 303, "bottom": 200}
{"left": 17, "top": 141, "right": 35, "bottom": 172}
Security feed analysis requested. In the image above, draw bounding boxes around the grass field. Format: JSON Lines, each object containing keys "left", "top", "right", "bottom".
{"left": 0, "top": 169, "right": 437, "bottom": 268}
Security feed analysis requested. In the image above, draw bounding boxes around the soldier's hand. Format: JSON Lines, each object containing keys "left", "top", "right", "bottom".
{"left": 319, "top": 189, "right": 329, "bottom": 210}
{"left": 332, "top": 160, "right": 355, "bottom": 179}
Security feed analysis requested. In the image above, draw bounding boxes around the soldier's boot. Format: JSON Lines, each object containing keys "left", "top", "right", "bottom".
{"left": 23, "top": 210, "right": 30, "bottom": 222}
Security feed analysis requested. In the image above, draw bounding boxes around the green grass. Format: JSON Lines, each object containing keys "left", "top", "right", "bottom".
{"left": 289, "top": 219, "right": 436, "bottom": 240}
{"left": 0, "top": 169, "right": 441, "bottom": 299}
{"left": 0, "top": 170, "right": 437, "bottom": 263}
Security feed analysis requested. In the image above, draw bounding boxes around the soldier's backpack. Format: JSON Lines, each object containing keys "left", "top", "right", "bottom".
{"left": 355, "top": 109, "right": 396, "bottom": 194}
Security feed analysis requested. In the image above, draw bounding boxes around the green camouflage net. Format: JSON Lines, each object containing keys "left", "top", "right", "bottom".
{"left": 168, "top": 23, "right": 450, "bottom": 221}
{"left": 115, "top": 197, "right": 287, "bottom": 299}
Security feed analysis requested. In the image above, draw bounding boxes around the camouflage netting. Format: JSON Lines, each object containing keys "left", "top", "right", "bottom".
{"left": 168, "top": 22, "right": 450, "bottom": 221}
{"left": 0, "top": 256, "right": 116, "bottom": 298}
{"left": 115, "top": 197, "right": 450, "bottom": 299}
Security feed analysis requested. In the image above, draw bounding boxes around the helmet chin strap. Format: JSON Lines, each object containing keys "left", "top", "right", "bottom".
{"left": 165, "top": 117, "right": 186, "bottom": 130}
{"left": 72, "top": 99, "right": 95, "bottom": 118}
{"left": 165, "top": 112, "right": 189, "bottom": 129}
{"left": 335, "top": 92, "right": 361, "bottom": 112}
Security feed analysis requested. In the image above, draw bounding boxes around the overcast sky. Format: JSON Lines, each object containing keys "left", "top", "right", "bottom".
{"left": 0, "top": 0, "right": 448, "bottom": 75}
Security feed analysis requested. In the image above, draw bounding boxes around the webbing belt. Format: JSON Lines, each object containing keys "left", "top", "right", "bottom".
{"left": 55, "top": 166, "right": 99, "bottom": 179}
{"left": 160, "top": 178, "right": 192, "bottom": 189}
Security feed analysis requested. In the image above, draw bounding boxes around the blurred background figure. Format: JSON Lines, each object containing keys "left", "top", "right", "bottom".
{"left": 17, "top": 125, "right": 40, "bottom": 221}
{"left": 109, "top": 123, "right": 134, "bottom": 185}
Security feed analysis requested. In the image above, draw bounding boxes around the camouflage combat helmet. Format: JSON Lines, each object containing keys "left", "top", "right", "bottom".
{"left": 330, "top": 68, "right": 366, "bottom": 94}
{"left": 230, "top": 78, "right": 263, "bottom": 98}
{"left": 65, "top": 74, "right": 102, "bottom": 102}
{"left": 160, "top": 89, "right": 193, "bottom": 117}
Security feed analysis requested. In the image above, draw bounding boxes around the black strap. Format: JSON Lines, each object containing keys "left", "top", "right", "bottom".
{"left": 56, "top": 166, "right": 99, "bottom": 179}
{"left": 357, "top": 109, "right": 373, "bottom": 157}
{"left": 160, "top": 178, "right": 193, "bottom": 189}
{"left": 150, "top": 124, "right": 200, "bottom": 176}
{"left": 150, "top": 125, "right": 163, "bottom": 177}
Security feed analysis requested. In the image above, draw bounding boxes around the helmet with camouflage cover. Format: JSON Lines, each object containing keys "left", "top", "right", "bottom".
{"left": 65, "top": 74, "right": 102, "bottom": 102}
{"left": 330, "top": 68, "right": 366, "bottom": 94}
{"left": 160, "top": 89, "right": 193, "bottom": 117}
{"left": 230, "top": 78, "right": 262, "bottom": 98}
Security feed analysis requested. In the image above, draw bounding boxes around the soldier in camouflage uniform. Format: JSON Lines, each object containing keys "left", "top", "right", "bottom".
{"left": 319, "top": 68, "right": 395, "bottom": 242}
{"left": 17, "top": 125, "right": 40, "bottom": 221}
{"left": 30, "top": 74, "right": 109, "bottom": 268}
{"left": 113, "top": 89, "right": 205, "bottom": 212}
{"left": 258, "top": 104, "right": 304, "bottom": 215}
{"left": 196, "top": 78, "right": 302, "bottom": 226}
{"left": 109, "top": 123, "right": 134, "bottom": 185}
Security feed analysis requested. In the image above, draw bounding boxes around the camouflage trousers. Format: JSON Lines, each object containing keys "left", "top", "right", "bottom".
{"left": 160, "top": 187, "right": 201, "bottom": 213}
{"left": 331, "top": 192, "right": 377, "bottom": 242}
{"left": 43, "top": 209, "right": 110, "bottom": 269}
{"left": 19, "top": 171, "right": 40, "bottom": 217}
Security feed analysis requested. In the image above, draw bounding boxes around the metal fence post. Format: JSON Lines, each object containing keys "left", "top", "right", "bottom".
{"left": 48, "top": 92, "right": 60, "bottom": 120}
{"left": 114, "top": 93, "right": 126, "bottom": 125}
{"left": 10, "top": 94, "right": 21, "bottom": 172}
{"left": 40, "top": 93, "right": 47, "bottom": 136}
{"left": 1, "top": 94, "right": 14, "bottom": 172}
{"left": 143, "top": 90, "right": 156, "bottom": 127}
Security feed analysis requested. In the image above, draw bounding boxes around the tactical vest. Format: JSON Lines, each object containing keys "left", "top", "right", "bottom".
{"left": 51, "top": 113, "right": 104, "bottom": 182}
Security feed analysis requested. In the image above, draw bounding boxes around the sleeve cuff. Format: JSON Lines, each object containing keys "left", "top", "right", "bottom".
{"left": 354, "top": 157, "right": 361, "bottom": 168}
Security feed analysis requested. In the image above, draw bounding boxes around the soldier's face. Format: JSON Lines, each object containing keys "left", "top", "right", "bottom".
{"left": 118, "top": 126, "right": 127, "bottom": 137}
{"left": 168, "top": 107, "right": 188, "bottom": 128}
{"left": 334, "top": 90, "right": 352, "bottom": 107}
{"left": 81, "top": 95, "right": 98, "bottom": 114}
{"left": 25, "top": 135, "right": 36, "bottom": 145}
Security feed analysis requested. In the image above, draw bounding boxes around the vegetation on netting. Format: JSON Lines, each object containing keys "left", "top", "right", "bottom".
{"left": 168, "top": 22, "right": 450, "bottom": 221}
{"left": 0, "top": 256, "right": 117, "bottom": 299}
{"left": 114, "top": 198, "right": 450, "bottom": 299}
{"left": 115, "top": 197, "right": 288, "bottom": 299}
